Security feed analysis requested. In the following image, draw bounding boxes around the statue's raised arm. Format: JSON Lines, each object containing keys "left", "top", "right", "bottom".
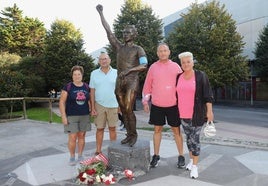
{"left": 96, "top": 4, "right": 120, "bottom": 51}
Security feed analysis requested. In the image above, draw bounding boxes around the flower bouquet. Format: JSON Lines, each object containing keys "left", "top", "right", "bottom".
{"left": 76, "top": 153, "right": 116, "bottom": 185}
{"left": 76, "top": 153, "right": 135, "bottom": 185}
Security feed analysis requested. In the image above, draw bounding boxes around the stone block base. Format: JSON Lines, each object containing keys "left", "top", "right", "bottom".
{"left": 108, "top": 139, "right": 150, "bottom": 172}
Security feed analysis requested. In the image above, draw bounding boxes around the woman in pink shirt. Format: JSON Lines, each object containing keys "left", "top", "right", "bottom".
{"left": 176, "top": 52, "right": 214, "bottom": 179}
{"left": 142, "top": 43, "right": 185, "bottom": 169}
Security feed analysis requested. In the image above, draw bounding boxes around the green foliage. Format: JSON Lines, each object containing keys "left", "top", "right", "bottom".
{"left": 0, "top": 52, "right": 21, "bottom": 67}
{"left": 14, "top": 56, "right": 47, "bottom": 96}
{"left": 0, "top": 4, "right": 46, "bottom": 56}
{"left": 0, "top": 52, "right": 26, "bottom": 97}
{"left": 106, "top": 0, "right": 163, "bottom": 67}
{"left": 166, "top": 0, "right": 249, "bottom": 89}
{"left": 79, "top": 161, "right": 106, "bottom": 176}
{"left": 0, "top": 52, "right": 27, "bottom": 114}
{"left": 0, "top": 4, "right": 47, "bottom": 97}
{"left": 43, "top": 19, "right": 95, "bottom": 91}
{"left": 254, "top": 23, "right": 268, "bottom": 77}
{"left": 0, "top": 52, "right": 46, "bottom": 97}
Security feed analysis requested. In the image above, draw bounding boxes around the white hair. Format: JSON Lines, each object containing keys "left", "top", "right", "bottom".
{"left": 178, "top": 52, "right": 193, "bottom": 60}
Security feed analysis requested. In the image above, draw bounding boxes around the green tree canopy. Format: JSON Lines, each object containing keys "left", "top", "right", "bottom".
{"left": 43, "top": 19, "right": 95, "bottom": 91}
{"left": 0, "top": 4, "right": 46, "bottom": 57}
{"left": 254, "top": 23, "right": 268, "bottom": 77}
{"left": 106, "top": 0, "right": 163, "bottom": 67}
{"left": 14, "top": 56, "right": 46, "bottom": 97}
{"left": 0, "top": 52, "right": 26, "bottom": 98}
{"left": 166, "top": 0, "right": 248, "bottom": 91}
{"left": 0, "top": 52, "right": 45, "bottom": 97}
{"left": 0, "top": 52, "right": 21, "bottom": 67}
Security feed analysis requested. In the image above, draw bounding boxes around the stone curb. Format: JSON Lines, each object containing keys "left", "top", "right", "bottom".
{"left": 200, "top": 136, "right": 268, "bottom": 150}
{"left": 133, "top": 129, "right": 268, "bottom": 151}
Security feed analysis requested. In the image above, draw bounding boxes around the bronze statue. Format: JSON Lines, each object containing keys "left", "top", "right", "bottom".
{"left": 96, "top": 4, "right": 148, "bottom": 146}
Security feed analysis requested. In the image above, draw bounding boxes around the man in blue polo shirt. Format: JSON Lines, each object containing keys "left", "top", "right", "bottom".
{"left": 89, "top": 52, "right": 118, "bottom": 155}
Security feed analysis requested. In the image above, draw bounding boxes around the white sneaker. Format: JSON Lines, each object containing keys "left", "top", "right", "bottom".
{"left": 186, "top": 159, "right": 193, "bottom": 171}
{"left": 190, "top": 165, "right": 198, "bottom": 179}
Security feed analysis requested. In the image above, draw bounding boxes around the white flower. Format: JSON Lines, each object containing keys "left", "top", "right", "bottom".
{"left": 96, "top": 175, "right": 101, "bottom": 183}
{"left": 82, "top": 172, "right": 87, "bottom": 179}
{"left": 108, "top": 174, "right": 114, "bottom": 179}
{"left": 100, "top": 174, "right": 106, "bottom": 179}
{"left": 102, "top": 176, "right": 108, "bottom": 182}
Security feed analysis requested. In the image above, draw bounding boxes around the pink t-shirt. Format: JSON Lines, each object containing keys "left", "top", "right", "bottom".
{"left": 176, "top": 74, "right": 196, "bottom": 118}
{"left": 143, "top": 60, "right": 182, "bottom": 107}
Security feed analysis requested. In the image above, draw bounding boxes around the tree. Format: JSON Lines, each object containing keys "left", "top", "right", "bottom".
{"left": 105, "top": 0, "right": 163, "bottom": 96}
{"left": 0, "top": 52, "right": 33, "bottom": 97}
{"left": 254, "top": 23, "right": 268, "bottom": 77}
{"left": 43, "top": 19, "right": 95, "bottom": 92}
{"left": 13, "top": 56, "right": 47, "bottom": 97}
{"left": 166, "top": 0, "right": 249, "bottom": 99}
{"left": 0, "top": 52, "right": 25, "bottom": 115}
{"left": 0, "top": 4, "right": 46, "bottom": 56}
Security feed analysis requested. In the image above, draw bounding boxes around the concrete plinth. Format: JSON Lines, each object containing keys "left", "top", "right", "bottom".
{"left": 108, "top": 139, "right": 150, "bottom": 172}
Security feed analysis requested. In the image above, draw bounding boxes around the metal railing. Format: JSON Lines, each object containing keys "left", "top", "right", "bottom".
{"left": 0, "top": 97, "right": 59, "bottom": 123}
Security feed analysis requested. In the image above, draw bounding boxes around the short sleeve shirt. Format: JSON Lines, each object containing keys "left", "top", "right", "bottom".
{"left": 63, "top": 82, "right": 90, "bottom": 116}
{"left": 89, "top": 67, "right": 118, "bottom": 108}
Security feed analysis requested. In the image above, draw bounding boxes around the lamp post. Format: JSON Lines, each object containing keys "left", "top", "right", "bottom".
{"left": 250, "top": 60, "right": 254, "bottom": 106}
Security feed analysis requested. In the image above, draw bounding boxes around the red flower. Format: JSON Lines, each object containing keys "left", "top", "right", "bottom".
{"left": 88, "top": 180, "right": 94, "bottom": 185}
{"left": 104, "top": 180, "right": 111, "bottom": 185}
{"left": 124, "top": 169, "right": 134, "bottom": 180}
{"left": 78, "top": 172, "right": 86, "bottom": 182}
{"left": 85, "top": 169, "right": 96, "bottom": 175}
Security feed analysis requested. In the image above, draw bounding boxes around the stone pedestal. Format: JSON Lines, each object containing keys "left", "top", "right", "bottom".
{"left": 108, "top": 139, "right": 150, "bottom": 172}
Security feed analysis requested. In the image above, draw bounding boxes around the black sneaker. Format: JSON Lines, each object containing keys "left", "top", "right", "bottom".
{"left": 150, "top": 155, "right": 160, "bottom": 168}
{"left": 177, "top": 155, "right": 185, "bottom": 168}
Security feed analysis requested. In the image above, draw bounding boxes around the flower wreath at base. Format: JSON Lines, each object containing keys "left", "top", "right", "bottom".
{"left": 76, "top": 153, "right": 134, "bottom": 185}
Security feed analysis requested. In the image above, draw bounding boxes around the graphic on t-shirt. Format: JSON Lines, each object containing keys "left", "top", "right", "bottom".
{"left": 76, "top": 91, "right": 86, "bottom": 105}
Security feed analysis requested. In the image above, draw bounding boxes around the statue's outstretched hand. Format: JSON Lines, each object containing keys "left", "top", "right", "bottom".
{"left": 119, "top": 69, "right": 130, "bottom": 79}
{"left": 96, "top": 4, "right": 103, "bottom": 13}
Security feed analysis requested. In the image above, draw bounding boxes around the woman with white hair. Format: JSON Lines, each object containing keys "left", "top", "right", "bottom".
{"left": 176, "top": 52, "right": 214, "bottom": 179}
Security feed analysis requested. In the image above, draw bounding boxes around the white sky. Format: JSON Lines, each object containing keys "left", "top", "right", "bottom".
{"left": 0, "top": 0, "right": 206, "bottom": 54}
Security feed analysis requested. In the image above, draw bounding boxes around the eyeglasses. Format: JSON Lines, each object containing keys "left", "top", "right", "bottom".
{"left": 99, "top": 58, "right": 108, "bottom": 61}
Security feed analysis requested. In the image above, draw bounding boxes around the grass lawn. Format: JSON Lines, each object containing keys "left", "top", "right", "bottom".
{"left": 10, "top": 107, "right": 94, "bottom": 124}
{"left": 12, "top": 107, "right": 62, "bottom": 123}
{"left": 137, "top": 127, "right": 171, "bottom": 132}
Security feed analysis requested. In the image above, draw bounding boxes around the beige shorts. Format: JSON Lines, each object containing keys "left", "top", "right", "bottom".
{"left": 94, "top": 102, "right": 118, "bottom": 129}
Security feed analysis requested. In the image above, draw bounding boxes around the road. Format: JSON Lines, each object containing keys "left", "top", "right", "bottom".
{"left": 213, "top": 105, "right": 268, "bottom": 128}
{"left": 135, "top": 98, "right": 268, "bottom": 128}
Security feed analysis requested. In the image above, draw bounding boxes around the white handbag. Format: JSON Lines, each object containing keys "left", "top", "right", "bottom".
{"left": 203, "top": 121, "right": 216, "bottom": 137}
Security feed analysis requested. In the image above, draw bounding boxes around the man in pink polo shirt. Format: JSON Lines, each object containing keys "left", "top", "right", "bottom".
{"left": 142, "top": 43, "right": 185, "bottom": 168}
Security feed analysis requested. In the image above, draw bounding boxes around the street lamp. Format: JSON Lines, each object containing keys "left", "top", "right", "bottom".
{"left": 250, "top": 60, "right": 254, "bottom": 106}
